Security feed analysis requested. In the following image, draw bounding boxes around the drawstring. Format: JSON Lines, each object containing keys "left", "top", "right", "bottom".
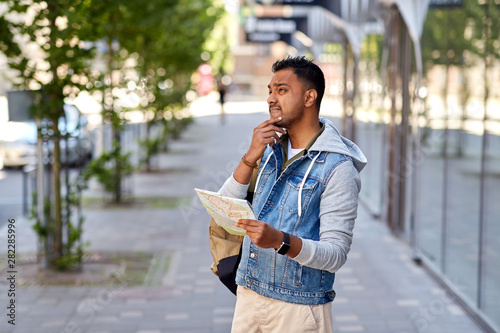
{"left": 254, "top": 150, "right": 320, "bottom": 218}
{"left": 298, "top": 153, "right": 320, "bottom": 218}
{"left": 254, "top": 151, "right": 274, "bottom": 193}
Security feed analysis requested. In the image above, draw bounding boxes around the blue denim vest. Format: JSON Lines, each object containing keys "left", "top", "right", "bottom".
{"left": 235, "top": 141, "right": 352, "bottom": 305}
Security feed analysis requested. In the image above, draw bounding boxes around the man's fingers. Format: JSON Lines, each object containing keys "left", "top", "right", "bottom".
{"left": 236, "top": 219, "right": 263, "bottom": 230}
{"left": 237, "top": 219, "right": 256, "bottom": 226}
{"left": 255, "top": 125, "right": 285, "bottom": 143}
{"left": 271, "top": 132, "right": 281, "bottom": 145}
{"left": 264, "top": 125, "right": 286, "bottom": 135}
{"left": 251, "top": 119, "right": 286, "bottom": 149}
{"left": 237, "top": 219, "right": 281, "bottom": 249}
{"left": 245, "top": 118, "right": 286, "bottom": 162}
{"left": 257, "top": 123, "right": 286, "bottom": 134}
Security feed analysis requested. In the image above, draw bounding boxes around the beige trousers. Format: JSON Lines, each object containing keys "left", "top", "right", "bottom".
{"left": 231, "top": 286, "right": 333, "bottom": 333}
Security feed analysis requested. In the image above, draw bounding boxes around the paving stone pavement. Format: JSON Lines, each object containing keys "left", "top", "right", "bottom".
{"left": 0, "top": 98, "right": 487, "bottom": 333}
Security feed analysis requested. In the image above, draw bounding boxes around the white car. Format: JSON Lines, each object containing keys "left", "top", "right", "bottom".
{"left": 0, "top": 121, "right": 37, "bottom": 168}
{"left": 0, "top": 105, "right": 93, "bottom": 168}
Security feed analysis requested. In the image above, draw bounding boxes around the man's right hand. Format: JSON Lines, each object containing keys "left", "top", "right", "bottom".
{"left": 232, "top": 117, "right": 286, "bottom": 186}
{"left": 245, "top": 117, "right": 286, "bottom": 163}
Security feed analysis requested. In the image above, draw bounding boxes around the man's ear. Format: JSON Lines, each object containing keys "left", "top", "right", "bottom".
{"left": 304, "top": 89, "right": 317, "bottom": 108}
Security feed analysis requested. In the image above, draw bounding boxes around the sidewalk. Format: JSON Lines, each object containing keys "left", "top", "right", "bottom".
{"left": 0, "top": 102, "right": 485, "bottom": 333}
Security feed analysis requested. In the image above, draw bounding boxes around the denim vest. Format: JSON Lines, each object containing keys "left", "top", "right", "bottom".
{"left": 235, "top": 141, "right": 352, "bottom": 305}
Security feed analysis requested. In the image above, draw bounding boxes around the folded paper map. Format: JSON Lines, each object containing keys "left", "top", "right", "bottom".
{"left": 195, "top": 188, "right": 256, "bottom": 236}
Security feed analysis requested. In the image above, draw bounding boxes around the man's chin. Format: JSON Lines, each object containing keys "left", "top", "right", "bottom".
{"left": 269, "top": 111, "right": 286, "bottom": 127}
{"left": 269, "top": 110, "right": 281, "bottom": 118}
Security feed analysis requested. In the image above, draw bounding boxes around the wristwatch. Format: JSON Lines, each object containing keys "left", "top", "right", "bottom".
{"left": 276, "top": 232, "right": 291, "bottom": 255}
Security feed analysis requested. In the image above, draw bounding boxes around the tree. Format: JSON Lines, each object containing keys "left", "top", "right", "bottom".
{"left": 0, "top": 0, "right": 227, "bottom": 269}
{"left": 464, "top": 0, "right": 500, "bottom": 124}
{"left": 82, "top": 0, "right": 224, "bottom": 177}
{"left": 77, "top": 0, "right": 176, "bottom": 201}
{"left": 360, "top": 33, "right": 385, "bottom": 111}
{"left": 123, "top": 0, "right": 225, "bottom": 171}
{"left": 421, "top": 5, "right": 471, "bottom": 155}
{"left": 0, "top": 0, "right": 97, "bottom": 269}
{"left": 421, "top": 1, "right": 500, "bottom": 156}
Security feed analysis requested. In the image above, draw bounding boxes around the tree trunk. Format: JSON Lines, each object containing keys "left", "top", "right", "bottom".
{"left": 442, "top": 63, "right": 450, "bottom": 157}
{"left": 387, "top": 7, "right": 401, "bottom": 232}
{"left": 107, "top": 39, "right": 122, "bottom": 203}
{"left": 457, "top": 67, "right": 468, "bottom": 157}
{"left": 48, "top": 10, "right": 63, "bottom": 267}
{"left": 52, "top": 117, "right": 63, "bottom": 263}
{"left": 145, "top": 120, "right": 152, "bottom": 172}
{"left": 482, "top": 1, "right": 490, "bottom": 121}
{"left": 114, "top": 127, "right": 122, "bottom": 203}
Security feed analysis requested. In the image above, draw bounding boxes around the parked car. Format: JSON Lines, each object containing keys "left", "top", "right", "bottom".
{"left": 0, "top": 121, "right": 37, "bottom": 168}
{"left": 55, "top": 104, "right": 94, "bottom": 167}
{"left": 0, "top": 105, "right": 93, "bottom": 168}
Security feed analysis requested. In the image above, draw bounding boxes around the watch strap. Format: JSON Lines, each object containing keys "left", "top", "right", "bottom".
{"left": 276, "top": 232, "right": 291, "bottom": 255}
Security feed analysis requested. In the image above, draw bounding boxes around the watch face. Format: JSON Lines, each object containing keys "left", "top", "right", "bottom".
{"left": 277, "top": 242, "right": 290, "bottom": 255}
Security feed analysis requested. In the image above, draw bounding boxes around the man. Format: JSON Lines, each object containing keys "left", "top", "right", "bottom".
{"left": 217, "top": 56, "right": 367, "bottom": 332}
{"left": 217, "top": 77, "right": 227, "bottom": 124}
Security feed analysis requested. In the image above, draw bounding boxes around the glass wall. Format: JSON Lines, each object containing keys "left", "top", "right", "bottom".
{"left": 355, "top": 33, "right": 388, "bottom": 218}
{"left": 480, "top": 122, "right": 500, "bottom": 327}
{"left": 443, "top": 120, "right": 482, "bottom": 303}
{"left": 352, "top": 2, "right": 500, "bottom": 331}
{"left": 412, "top": 1, "right": 500, "bottom": 330}
{"left": 356, "top": 116, "right": 386, "bottom": 217}
{"left": 416, "top": 124, "right": 446, "bottom": 268}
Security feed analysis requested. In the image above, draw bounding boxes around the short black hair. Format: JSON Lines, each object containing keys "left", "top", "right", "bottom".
{"left": 271, "top": 56, "right": 325, "bottom": 108}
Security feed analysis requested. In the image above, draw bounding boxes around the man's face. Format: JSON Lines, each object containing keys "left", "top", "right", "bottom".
{"left": 267, "top": 69, "right": 306, "bottom": 129}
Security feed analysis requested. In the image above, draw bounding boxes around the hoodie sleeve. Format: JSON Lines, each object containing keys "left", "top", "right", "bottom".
{"left": 218, "top": 173, "right": 249, "bottom": 199}
{"left": 293, "top": 160, "right": 361, "bottom": 273}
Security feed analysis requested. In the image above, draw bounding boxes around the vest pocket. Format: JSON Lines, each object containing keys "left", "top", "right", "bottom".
{"left": 255, "top": 169, "right": 274, "bottom": 195}
{"left": 283, "top": 175, "right": 319, "bottom": 213}
{"left": 294, "top": 261, "right": 303, "bottom": 285}
{"left": 281, "top": 258, "right": 303, "bottom": 286}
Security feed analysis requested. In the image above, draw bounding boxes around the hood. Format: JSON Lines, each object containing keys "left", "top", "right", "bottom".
{"left": 309, "top": 117, "right": 367, "bottom": 172}
{"left": 256, "top": 116, "right": 367, "bottom": 217}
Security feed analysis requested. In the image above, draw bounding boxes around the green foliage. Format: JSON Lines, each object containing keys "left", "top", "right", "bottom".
{"left": 421, "top": 7, "right": 471, "bottom": 72}
{"left": 169, "top": 115, "right": 194, "bottom": 140}
{"left": 29, "top": 186, "right": 87, "bottom": 271}
{"left": 464, "top": 0, "right": 500, "bottom": 60}
{"left": 422, "top": 1, "right": 500, "bottom": 71}
{"left": 82, "top": 148, "right": 133, "bottom": 194}
{"left": 79, "top": 0, "right": 223, "bottom": 190}
{"left": 1, "top": 0, "right": 97, "bottom": 115}
{"left": 138, "top": 135, "right": 163, "bottom": 169}
{"left": 204, "top": 5, "right": 233, "bottom": 75}
{"left": 0, "top": 15, "right": 21, "bottom": 56}
{"left": 138, "top": 111, "right": 194, "bottom": 171}
{"left": 52, "top": 216, "right": 86, "bottom": 271}
{"left": 30, "top": 193, "right": 47, "bottom": 238}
